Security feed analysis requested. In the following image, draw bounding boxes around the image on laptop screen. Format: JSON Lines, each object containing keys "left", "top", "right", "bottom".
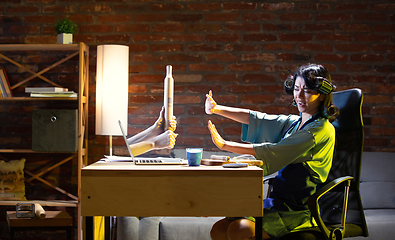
{"left": 117, "top": 120, "right": 183, "bottom": 165}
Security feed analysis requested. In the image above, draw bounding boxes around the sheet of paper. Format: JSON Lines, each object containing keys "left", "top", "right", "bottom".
{"left": 101, "top": 155, "right": 133, "bottom": 162}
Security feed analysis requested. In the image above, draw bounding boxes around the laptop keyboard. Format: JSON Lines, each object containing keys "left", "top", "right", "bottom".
{"left": 136, "top": 158, "right": 164, "bottom": 163}
{"left": 134, "top": 157, "right": 183, "bottom": 164}
{"left": 101, "top": 156, "right": 184, "bottom": 164}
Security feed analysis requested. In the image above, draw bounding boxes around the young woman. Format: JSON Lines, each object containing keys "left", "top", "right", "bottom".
{"left": 206, "top": 64, "right": 339, "bottom": 240}
{"left": 126, "top": 106, "right": 177, "bottom": 156}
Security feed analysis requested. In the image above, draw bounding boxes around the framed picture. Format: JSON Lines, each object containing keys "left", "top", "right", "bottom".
{"left": 0, "top": 67, "right": 12, "bottom": 97}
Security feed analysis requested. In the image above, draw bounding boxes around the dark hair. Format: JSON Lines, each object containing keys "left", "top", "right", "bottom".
{"left": 284, "top": 63, "right": 339, "bottom": 121}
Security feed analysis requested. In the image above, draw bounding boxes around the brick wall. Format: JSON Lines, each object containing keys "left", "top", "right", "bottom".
{"left": 0, "top": 0, "right": 394, "bottom": 164}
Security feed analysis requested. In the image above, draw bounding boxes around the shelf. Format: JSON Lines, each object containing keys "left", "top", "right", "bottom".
{"left": 0, "top": 44, "right": 80, "bottom": 52}
{"left": 0, "top": 200, "right": 77, "bottom": 207}
{"left": 0, "top": 97, "right": 77, "bottom": 101}
{"left": 0, "top": 149, "right": 77, "bottom": 153}
{"left": 0, "top": 149, "right": 35, "bottom": 153}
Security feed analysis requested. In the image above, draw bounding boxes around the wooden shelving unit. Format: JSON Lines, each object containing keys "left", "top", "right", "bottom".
{"left": 0, "top": 43, "right": 89, "bottom": 240}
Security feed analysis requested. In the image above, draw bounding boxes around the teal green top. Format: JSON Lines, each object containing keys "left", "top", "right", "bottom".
{"left": 240, "top": 111, "right": 336, "bottom": 237}
{"left": 241, "top": 111, "right": 335, "bottom": 184}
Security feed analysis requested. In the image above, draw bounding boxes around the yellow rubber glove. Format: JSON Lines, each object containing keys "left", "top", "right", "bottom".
{"left": 152, "top": 107, "right": 177, "bottom": 134}
{"left": 208, "top": 120, "right": 225, "bottom": 150}
{"left": 168, "top": 116, "right": 177, "bottom": 132}
{"left": 130, "top": 131, "right": 178, "bottom": 156}
{"left": 130, "top": 141, "right": 155, "bottom": 157}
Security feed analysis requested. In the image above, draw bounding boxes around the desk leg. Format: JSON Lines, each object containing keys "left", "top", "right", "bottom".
{"left": 255, "top": 217, "right": 262, "bottom": 240}
{"left": 9, "top": 227, "right": 15, "bottom": 240}
{"left": 85, "top": 216, "right": 93, "bottom": 240}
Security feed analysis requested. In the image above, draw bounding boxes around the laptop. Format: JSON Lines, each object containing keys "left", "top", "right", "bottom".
{"left": 107, "top": 120, "right": 183, "bottom": 165}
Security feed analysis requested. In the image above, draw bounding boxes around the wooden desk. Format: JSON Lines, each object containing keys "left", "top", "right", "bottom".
{"left": 81, "top": 161, "right": 264, "bottom": 239}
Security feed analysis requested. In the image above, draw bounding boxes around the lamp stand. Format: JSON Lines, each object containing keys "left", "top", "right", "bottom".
{"left": 109, "top": 135, "right": 113, "bottom": 156}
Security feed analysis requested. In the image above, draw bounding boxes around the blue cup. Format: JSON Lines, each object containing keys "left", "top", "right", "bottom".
{"left": 186, "top": 148, "right": 203, "bottom": 166}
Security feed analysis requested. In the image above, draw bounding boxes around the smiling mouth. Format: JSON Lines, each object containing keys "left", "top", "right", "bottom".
{"left": 298, "top": 103, "right": 308, "bottom": 109}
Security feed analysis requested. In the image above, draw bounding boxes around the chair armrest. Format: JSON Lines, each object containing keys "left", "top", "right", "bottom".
{"left": 263, "top": 177, "right": 274, "bottom": 184}
{"left": 307, "top": 176, "right": 353, "bottom": 240}
{"left": 264, "top": 177, "right": 275, "bottom": 199}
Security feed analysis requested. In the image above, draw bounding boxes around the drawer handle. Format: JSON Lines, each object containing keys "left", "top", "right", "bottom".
{"left": 51, "top": 116, "right": 57, "bottom": 122}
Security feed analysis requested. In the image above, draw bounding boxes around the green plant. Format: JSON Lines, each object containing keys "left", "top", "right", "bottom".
{"left": 54, "top": 17, "right": 77, "bottom": 34}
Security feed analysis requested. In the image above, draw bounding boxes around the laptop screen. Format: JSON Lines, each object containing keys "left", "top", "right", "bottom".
{"left": 116, "top": 120, "right": 183, "bottom": 165}
{"left": 118, "top": 120, "right": 136, "bottom": 164}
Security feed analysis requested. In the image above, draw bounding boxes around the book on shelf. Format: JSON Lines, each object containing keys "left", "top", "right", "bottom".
{"left": 0, "top": 76, "right": 6, "bottom": 98}
{"left": 25, "top": 87, "right": 69, "bottom": 93}
{"left": 30, "top": 91, "right": 77, "bottom": 98}
{"left": 0, "top": 67, "right": 12, "bottom": 97}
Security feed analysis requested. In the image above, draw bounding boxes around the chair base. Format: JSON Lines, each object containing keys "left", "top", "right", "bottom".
{"left": 278, "top": 229, "right": 326, "bottom": 240}
{"left": 277, "top": 223, "right": 364, "bottom": 240}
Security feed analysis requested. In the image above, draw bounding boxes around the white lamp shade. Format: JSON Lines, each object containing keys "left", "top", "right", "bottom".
{"left": 96, "top": 45, "right": 129, "bottom": 136}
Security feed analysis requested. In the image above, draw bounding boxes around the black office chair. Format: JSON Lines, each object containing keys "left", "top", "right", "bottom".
{"left": 274, "top": 88, "right": 368, "bottom": 240}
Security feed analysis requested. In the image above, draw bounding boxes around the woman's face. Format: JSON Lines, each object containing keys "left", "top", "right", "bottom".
{"left": 293, "top": 76, "right": 324, "bottom": 116}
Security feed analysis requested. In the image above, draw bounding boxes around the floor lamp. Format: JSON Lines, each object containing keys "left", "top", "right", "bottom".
{"left": 95, "top": 44, "right": 129, "bottom": 156}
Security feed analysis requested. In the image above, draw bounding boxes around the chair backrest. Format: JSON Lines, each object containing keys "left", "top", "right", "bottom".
{"left": 319, "top": 88, "right": 368, "bottom": 236}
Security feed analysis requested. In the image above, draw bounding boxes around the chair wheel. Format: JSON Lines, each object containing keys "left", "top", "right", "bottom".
{"left": 330, "top": 228, "right": 342, "bottom": 240}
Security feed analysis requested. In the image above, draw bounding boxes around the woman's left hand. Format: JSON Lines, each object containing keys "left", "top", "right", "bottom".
{"left": 205, "top": 90, "right": 217, "bottom": 115}
{"left": 208, "top": 120, "right": 226, "bottom": 150}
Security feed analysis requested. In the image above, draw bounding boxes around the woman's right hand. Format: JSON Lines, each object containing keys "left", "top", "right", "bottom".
{"left": 207, "top": 120, "right": 225, "bottom": 150}
{"left": 205, "top": 90, "right": 217, "bottom": 114}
